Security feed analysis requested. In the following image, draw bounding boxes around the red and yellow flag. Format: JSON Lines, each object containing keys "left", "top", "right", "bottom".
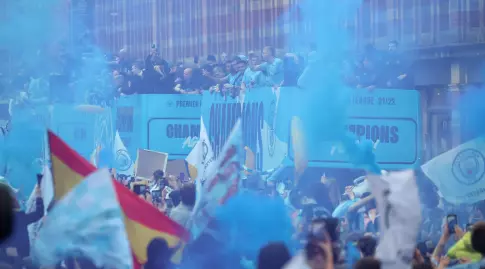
{"left": 48, "top": 131, "right": 189, "bottom": 268}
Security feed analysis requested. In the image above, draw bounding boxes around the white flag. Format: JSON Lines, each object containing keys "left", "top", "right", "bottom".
{"left": 186, "top": 117, "right": 215, "bottom": 183}
{"left": 113, "top": 131, "right": 134, "bottom": 176}
{"left": 89, "top": 148, "right": 97, "bottom": 167}
{"left": 421, "top": 137, "right": 485, "bottom": 204}
{"left": 367, "top": 170, "right": 421, "bottom": 269}
{"left": 40, "top": 165, "right": 54, "bottom": 212}
{"left": 190, "top": 119, "right": 244, "bottom": 239}
{"left": 32, "top": 169, "right": 133, "bottom": 269}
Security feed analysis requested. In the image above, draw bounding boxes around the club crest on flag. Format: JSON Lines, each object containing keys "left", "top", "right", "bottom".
{"left": 116, "top": 149, "right": 132, "bottom": 172}
{"left": 452, "top": 149, "right": 485, "bottom": 186}
{"left": 186, "top": 117, "right": 215, "bottom": 183}
{"left": 202, "top": 141, "right": 209, "bottom": 163}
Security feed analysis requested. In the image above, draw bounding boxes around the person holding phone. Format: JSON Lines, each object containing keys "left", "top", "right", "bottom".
{"left": 431, "top": 215, "right": 475, "bottom": 266}
{"left": 150, "top": 170, "right": 165, "bottom": 193}
{"left": 169, "top": 183, "right": 196, "bottom": 228}
{"left": 447, "top": 214, "right": 458, "bottom": 235}
{"left": 283, "top": 218, "right": 334, "bottom": 269}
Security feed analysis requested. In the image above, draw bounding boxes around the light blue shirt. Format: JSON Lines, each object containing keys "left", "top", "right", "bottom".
{"left": 228, "top": 72, "right": 244, "bottom": 86}
{"left": 259, "top": 58, "right": 284, "bottom": 86}
{"left": 242, "top": 67, "right": 266, "bottom": 88}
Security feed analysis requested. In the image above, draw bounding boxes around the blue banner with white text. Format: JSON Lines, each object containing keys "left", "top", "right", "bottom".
{"left": 49, "top": 87, "right": 421, "bottom": 171}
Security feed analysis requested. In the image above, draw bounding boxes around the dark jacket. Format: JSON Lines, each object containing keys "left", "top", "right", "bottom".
{"left": 1, "top": 198, "right": 44, "bottom": 257}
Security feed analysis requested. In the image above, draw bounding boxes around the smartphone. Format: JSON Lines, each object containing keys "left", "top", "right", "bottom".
{"left": 447, "top": 214, "right": 458, "bottom": 234}
{"left": 310, "top": 222, "right": 327, "bottom": 241}
{"left": 179, "top": 173, "right": 186, "bottom": 182}
{"left": 151, "top": 190, "right": 161, "bottom": 201}
{"left": 134, "top": 185, "right": 147, "bottom": 195}
{"left": 310, "top": 218, "right": 339, "bottom": 242}
{"left": 323, "top": 218, "right": 339, "bottom": 242}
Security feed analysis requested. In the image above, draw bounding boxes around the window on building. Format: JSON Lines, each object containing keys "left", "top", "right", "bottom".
{"left": 439, "top": 0, "right": 450, "bottom": 31}
{"left": 403, "top": 0, "right": 414, "bottom": 34}
{"left": 361, "top": 2, "right": 371, "bottom": 38}
{"left": 429, "top": 112, "right": 452, "bottom": 157}
{"left": 469, "top": 0, "right": 480, "bottom": 28}
{"left": 377, "top": 0, "right": 387, "bottom": 37}
{"left": 420, "top": 0, "right": 431, "bottom": 33}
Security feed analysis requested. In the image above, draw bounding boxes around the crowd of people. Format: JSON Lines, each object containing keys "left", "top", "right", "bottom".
{"left": 119, "top": 170, "right": 196, "bottom": 228}
{"left": 125, "top": 168, "right": 485, "bottom": 269}
{"left": 0, "top": 39, "right": 414, "bottom": 111}
{"left": 2, "top": 39, "right": 474, "bottom": 269}
{"left": 110, "top": 40, "right": 413, "bottom": 97}
{"left": 2, "top": 164, "right": 485, "bottom": 269}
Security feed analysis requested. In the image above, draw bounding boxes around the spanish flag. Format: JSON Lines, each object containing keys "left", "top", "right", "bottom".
{"left": 48, "top": 131, "right": 189, "bottom": 268}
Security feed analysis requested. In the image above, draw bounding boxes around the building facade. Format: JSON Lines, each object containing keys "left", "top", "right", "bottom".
{"left": 353, "top": 0, "right": 485, "bottom": 160}
{"left": 93, "top": 0, "right": 298, "bottom": 61}
{"left": 91, "top": 0, "right": 485, "bottom": 159}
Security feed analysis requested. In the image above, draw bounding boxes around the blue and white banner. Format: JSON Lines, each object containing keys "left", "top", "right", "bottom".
{"left": 201, "top": 89, "right": 287, "bottom": 172}
{"left": 51, "top": 87, "right": 421, "bottom": 171}
{"left": 116, "top": 94, "right": 201, "bottom": 160}
{"left": 421, "top": 137, "right": 485, "bottom": 204}
{"left": 286, "top": 88, "right": 421, "bottom": 169}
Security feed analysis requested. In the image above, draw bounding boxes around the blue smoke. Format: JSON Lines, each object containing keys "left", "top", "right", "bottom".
{"left": 0, "top": 116, "right": 46, "bottom": 198}
{"left": 0, "top": 0, "right": 112, "bottom": 196}
{"left": 1, "top": 0, "right": 113, "bottom": 102}
{"left": 0, "top": 0, "right": 63, "bottom": 64}
{"left": 295, "top": 0, "right": 356, "bottom": 142}
{"left": 285, "top": 0, "right": 380, "bottom": 172}
{"left": 215, "top": 192, "right": 295, "bottom": 260}
{"left": 459, "top": 85, "right": 485, "bottom": 140}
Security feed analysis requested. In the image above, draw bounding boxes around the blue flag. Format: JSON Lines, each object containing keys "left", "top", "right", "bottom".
{"left": 32, "top": 169, "right": 132, "bottom": 269}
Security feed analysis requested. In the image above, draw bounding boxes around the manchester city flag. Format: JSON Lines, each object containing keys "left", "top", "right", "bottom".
{"left": 421, "top": 137, "right": 485, "bottom": 204}
{"left": 186, "top": 117, "right": 215, "bottom": 183}
{"left": 114, "top": 131, "right": 134, "bottom": 176}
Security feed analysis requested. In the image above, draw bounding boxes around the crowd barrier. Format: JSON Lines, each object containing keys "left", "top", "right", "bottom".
{"left": 48, "top": 87, "right": 421, "bottom": 171}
